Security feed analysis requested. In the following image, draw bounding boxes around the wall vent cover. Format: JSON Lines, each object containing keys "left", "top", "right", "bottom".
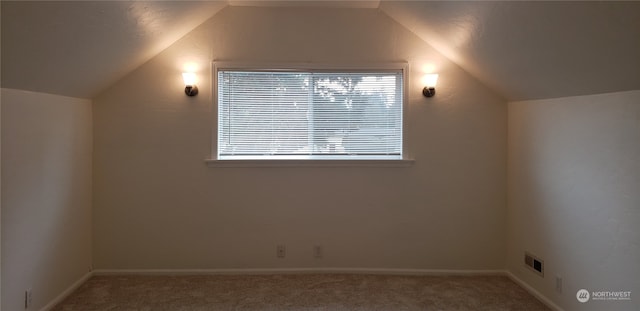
{"left": 524, "top": 252, "right": 544, "bottom": 277}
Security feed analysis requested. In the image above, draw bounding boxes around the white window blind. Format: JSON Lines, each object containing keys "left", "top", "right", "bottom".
{"left": 217, "top": 69, "right": 403, "bottom": 160}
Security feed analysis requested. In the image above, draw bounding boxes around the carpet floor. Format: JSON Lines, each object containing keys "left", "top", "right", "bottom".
{"left": 52, "top": 274, "right": 551, "bottom": 311}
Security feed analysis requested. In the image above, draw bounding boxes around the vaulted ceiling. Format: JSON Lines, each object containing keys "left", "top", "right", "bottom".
{"left": 2, "top": 1, "right": 639, "bottom": 100}
{"left": 381, "top": 1, "right": 640, "bottom": 100}
{"left": 1, "top": 1, "right": 227, "bottom": 98}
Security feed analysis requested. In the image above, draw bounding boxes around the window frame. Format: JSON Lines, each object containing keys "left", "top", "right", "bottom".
{"left": 206, "top": 62, "right": 413, "bottom": 167}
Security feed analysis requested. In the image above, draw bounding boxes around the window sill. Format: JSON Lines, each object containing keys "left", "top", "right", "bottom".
{"left": 204, "top": 159, "right": 415, "bottom": 168}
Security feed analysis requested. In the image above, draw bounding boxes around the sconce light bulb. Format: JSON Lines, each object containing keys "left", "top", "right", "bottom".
{"left": 422, "top": 74, "right": 439, "bottom": 88}
{"left": 182, "top": 72, "right": 197, "bottom": 86}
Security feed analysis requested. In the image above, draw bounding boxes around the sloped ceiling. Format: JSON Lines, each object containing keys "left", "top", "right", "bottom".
{"left": 2, "top": 1, "right": 639, "bottom": 101}
{"left": 1, "top": 1, "right": 227, "bottom": 98}
{"left": 381, "top": 1, "right": 640, "bottom": 101}
{"left": 229, "top": 0, "right": 380, "bottom": 8}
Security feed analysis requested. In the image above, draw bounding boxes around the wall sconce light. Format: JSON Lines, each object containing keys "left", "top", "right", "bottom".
{"left": 422, "top": 74, "right": 439, "bottom": 97}
{"left": 182, "top": 72, "right": 198, "bottom": 96}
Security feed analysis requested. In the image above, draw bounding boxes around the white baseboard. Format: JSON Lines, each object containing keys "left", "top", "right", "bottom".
{"left": 93, "top": 267, "right": 506, "bottom": 276}
{"left": 504, "top": 270, "right": 564, "bottom": 311}
{"left": 39, "top": 271, "right": 93, "bottom": 311}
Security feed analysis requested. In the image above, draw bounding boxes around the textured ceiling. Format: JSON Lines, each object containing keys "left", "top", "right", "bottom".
{"left": 380, "top": 1, "right": 640, "bottom": 101}
{"left": 1, "top": 1, "right": 226, "bottom": 98}
{"left": 229, "top": 0, "right": 380, "bottom": 8}
{"left": 2, "top": 1, "right": 639, "bottom": 101}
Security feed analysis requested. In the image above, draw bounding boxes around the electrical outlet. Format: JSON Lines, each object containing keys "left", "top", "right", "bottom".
{"left": 313, "top": 245, "right": 323, "bottom": 258}
{"left": 25, "top": 288, "right": 33, "bottom": 309}
{"left": 556, "top": 275, "right": 563, "bottom": 293}
{"left": 277, "top": 245, "right": 286, "bottom": 258}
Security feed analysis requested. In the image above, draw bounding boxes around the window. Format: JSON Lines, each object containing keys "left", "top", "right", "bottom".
{"left": 215, "top": 64, "right": 406, "bottom": 162}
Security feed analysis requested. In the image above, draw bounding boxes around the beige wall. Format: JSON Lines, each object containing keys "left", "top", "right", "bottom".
{"left": 1, "top": 89, "right": 92, "bottom": 311}
{"left": 93, "top": 7, "right": 507, "bottom": 270}
{"left": 507, "top": 90, "right": 640, "bottom": 310}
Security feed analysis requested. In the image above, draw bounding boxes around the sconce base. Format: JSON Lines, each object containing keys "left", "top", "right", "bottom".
{"left": 423, "top": 87, "right": 435, "bottom": 97}
{"left": 185, "top": 85, "right": 199, "bottom": 97}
